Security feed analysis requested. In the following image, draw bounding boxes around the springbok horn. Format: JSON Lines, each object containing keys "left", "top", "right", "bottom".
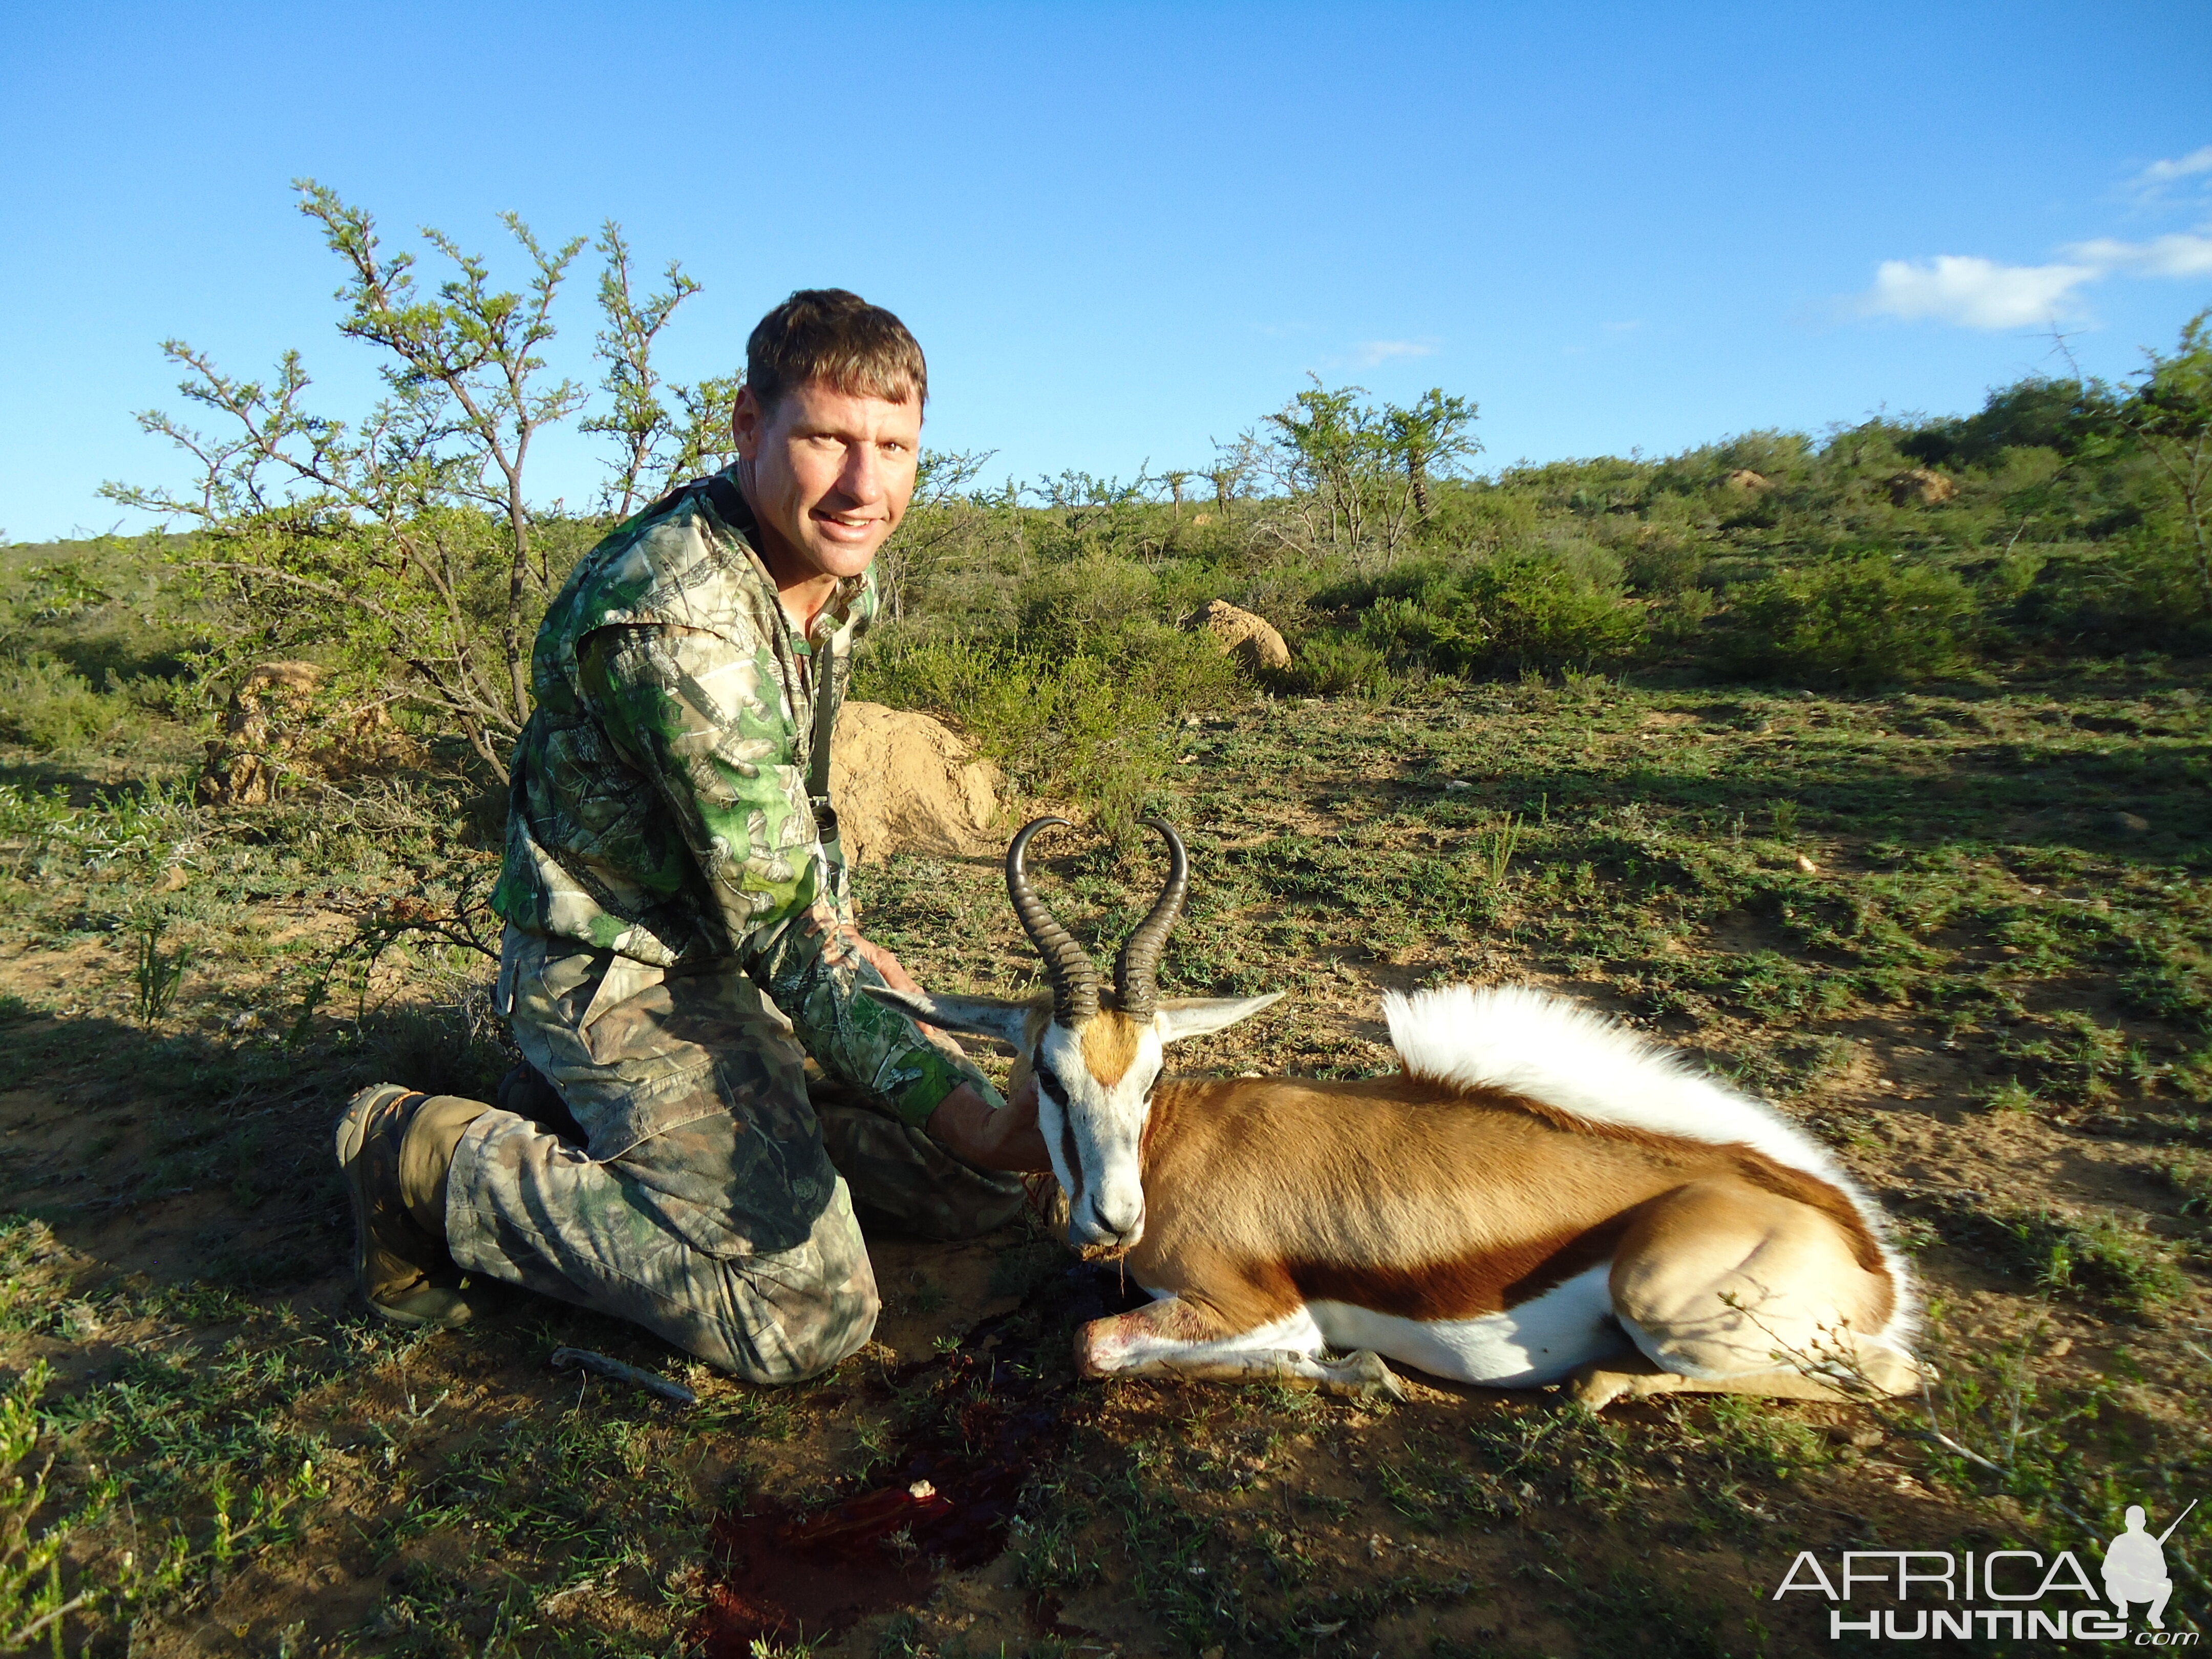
{"left": 1006, "top": 816, "right": 1100, "bottom": 1023}
{"left": 1113, "top": 817, "right": 1188, "bottom": 1021}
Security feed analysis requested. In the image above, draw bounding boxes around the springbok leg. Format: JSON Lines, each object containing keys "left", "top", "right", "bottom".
{"left": 1076, "top": 1294, "right": 1403, "bottom": 1398}
{"left": 1567, "top": 1351, "right": 1895, "bottom": 1410}
{"left": 1575, "top": 1176, "right": 1921, "bottom": 1411}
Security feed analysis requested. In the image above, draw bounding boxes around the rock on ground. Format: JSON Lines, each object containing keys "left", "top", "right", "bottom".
{"left": 830, "top": 701, "right": 1003, "bottom": 864}
{"left": 1189, "top": 599, "right": 1292, "bottom": 671}
{"left": 198, "top": 661, "right": 423, "bottom": 805}
{"left": 1888, "top": 467, "right": 1958, "bottom": 506}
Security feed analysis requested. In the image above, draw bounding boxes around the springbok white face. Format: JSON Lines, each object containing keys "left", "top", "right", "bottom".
{"left": 863, "top": 816, "right": 1280, "bottom": 1253}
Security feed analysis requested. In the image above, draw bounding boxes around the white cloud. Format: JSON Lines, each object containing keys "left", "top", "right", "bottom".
{"left": 1852, "top": 148, "right": 2212, "bottom": 331}
{"left": 2138, "top": 144, "right": 2212, "bottom": 187}
{"left": 2065, "top": 231, "right": 2212, "bottom": 278}
{"left": 1351, "top": 338, "right": 1437, "bottom": 366}
{"left": 1856, "top": 254, "right": 2100, "bottom": 329}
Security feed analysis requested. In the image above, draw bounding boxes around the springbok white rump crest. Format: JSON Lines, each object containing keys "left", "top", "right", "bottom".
{"left": 1384, "top": 983, "right": 1918, "bottom": 1340}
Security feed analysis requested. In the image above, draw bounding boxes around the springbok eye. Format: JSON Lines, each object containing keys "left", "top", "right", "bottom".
{"left": 1033, "top": 1061, "right": 1070, "bottom": 1108}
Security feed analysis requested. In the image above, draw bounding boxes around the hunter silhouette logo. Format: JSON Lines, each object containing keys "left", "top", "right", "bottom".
{"left": 2105, "top": 1500, "right": 2196, "bottom": 1632}
{"left": 1771, "top": 1496, "right": 2200, "bottom": 1642}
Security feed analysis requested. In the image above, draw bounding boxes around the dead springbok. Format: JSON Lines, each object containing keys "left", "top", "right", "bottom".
{"left": 867, "top": 816, "right": 1921, "bottom": 1407}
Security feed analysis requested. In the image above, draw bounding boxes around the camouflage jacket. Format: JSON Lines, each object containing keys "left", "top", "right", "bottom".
{"left": 491, "top": 470, "right": 999, "bottom": 1127}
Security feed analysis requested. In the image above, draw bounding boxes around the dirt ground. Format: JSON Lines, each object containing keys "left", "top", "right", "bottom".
{"left": 2, "top": 670, "right": 2208, "bottom": 1655}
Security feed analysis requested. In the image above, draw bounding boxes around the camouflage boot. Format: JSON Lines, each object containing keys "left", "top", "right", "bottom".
{"left": 335, "top": 1085, "right": 493, "bottom": 1327}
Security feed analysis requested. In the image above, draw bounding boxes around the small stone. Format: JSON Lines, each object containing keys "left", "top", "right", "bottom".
{"left": 1795, "top": 854, "right": 1819, "bottom": 873}
{"left": 2110, "top": 812, "right": 2149, "bottom": 834}
{"left": 1444, "top": 779, "right": 1473, "bottom": 792}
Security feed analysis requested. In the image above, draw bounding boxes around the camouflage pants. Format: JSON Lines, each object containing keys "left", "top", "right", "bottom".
{"left": 448, "top": 928, "right": 1026, "bottom": 1384}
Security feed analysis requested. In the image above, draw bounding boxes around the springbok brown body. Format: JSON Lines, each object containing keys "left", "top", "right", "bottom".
{"left": 870, "top": 818, "right": 1920, "bottom": 1406}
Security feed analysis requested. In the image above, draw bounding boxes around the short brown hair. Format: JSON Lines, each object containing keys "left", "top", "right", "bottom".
{"left": 746, "top": 289, "right": 927, "bottom": 416}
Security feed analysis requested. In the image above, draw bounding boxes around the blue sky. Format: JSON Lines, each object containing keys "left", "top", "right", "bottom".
{"left": 2, "top": 2, "right": 2208, "bottom": 541}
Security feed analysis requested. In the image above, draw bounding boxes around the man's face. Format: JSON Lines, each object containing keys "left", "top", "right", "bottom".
{"left": 732, "top": 378, "right": 922, "bottom": 587}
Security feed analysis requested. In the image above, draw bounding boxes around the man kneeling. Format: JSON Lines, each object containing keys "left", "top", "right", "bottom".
{"left": 336, "top": 289, "right": 1048, "bottom": 1382}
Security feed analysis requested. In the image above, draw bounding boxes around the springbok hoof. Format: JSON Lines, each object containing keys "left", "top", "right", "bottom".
{"left": 1322, "top": 1350, "right": 1404, "bottom": 1400}
{"left": 1568, "top": 1368, "right": 1654, "bottom": 1410}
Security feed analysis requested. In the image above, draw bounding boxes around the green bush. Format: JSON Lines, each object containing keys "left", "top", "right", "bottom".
{"left": 854, "top": 623, "right": 1249, "bottom": 824}
{"left": 1013, "top": 556, "right": 1161, "bottom": 649}
{"left": 2010, "top": 538, "right": 2212, "bottom": 654}
{"left": 1720, "top": 555, "right": 1977, "bottom": 685}
{"left": 1275, "top": 633, "right": 1398, "bottom": 697}
{"left": 1621, "top": 530, "right": 1708, "bottom": 597}
{"left": 1326, "top": 550, "right": 1646, "bottom": 676}
{"left": 0, "top": 652, "right": 135, "bottom": 752}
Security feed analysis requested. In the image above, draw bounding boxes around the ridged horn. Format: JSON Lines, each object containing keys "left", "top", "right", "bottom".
{"left": 1113, "top": 817, "right": 1188, "bottom": 1021}
{"left": 1006, "top": 816, "right": 1099, "bottom": 1024}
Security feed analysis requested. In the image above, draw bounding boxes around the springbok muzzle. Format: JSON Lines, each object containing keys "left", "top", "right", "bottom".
{"left": 1072, "top": 1192, "right": 1145, "bottom": 1254}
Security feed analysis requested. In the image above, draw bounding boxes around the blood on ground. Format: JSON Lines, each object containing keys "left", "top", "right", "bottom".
{"left": 691, "top": 1263, "right": 1147, "bottom": 1652}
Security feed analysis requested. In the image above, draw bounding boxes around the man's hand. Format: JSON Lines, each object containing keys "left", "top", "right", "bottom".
{"left": 849, "top": 927, "right": 1049, "bottom": 1171}
{"left": 925, "top": 1079, "right": 1051, "bottom": 1174}
{"left": 846, "top": 929, "right": 921, "bottom": 995}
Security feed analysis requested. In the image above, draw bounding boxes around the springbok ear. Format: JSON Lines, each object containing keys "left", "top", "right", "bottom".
{"left": 1155, "top": 992, "right": 1285, "bottom": 1044}
{"left": 862, "top": 985, "right": 1037, "bottom": 1051}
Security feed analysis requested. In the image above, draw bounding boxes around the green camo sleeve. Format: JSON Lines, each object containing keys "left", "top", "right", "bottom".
{"left": 581, "top": 625, "right": 1001, "bottom": 1126}
{"left": 749, "top": 909, "right": 1007, "bottom": 1126}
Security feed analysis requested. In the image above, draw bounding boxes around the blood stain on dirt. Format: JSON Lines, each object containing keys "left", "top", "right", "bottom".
{"left": 691, "top": 1265, "right": 1144, "bottom": 1652}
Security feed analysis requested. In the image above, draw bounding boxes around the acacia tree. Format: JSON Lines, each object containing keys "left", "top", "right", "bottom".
{"left": 1260, "top": 379, "right": 1381, "bottom": 550}
{"left": 659, "top": 374, "right": 745, "bottom": 488}
{"left": 1386, "top": 387, "right": 1482, "bottom": 519}
{"left": 101, "top": 338, "right": 518, "bottom": 769}
{"left": 1205, "top": 457, "right": 1248, "bottom": 515}
{"left": 581, "top": 222, "right": 700, "bottom": 520}
{"left": 301, "top": 183, "right": 589, "bottom": 726}
{"left": 1241, "top": 377, "right": 1481, "bottom": 569}
{"left": 581, "top": 223, "right": 745, "bottom": 517}
{"left": 103, "top": 186, "right": 723, "bottom": 778}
